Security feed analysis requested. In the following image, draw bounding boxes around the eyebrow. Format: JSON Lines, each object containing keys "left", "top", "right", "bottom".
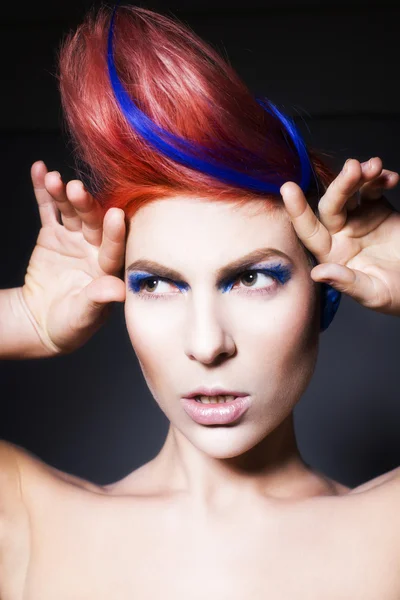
{"left": 126, "top": 247, "right": 294, "bottom": 283}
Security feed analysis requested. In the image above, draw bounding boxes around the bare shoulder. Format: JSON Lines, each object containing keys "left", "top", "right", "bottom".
{"left": 0, "top": 440, "right": 30, "bottom": 536}
{"left": 346, "top": 466, "right": 400, "bottom": 567}
{"left": 348, "top": 465, "right": 400, "bottom": 496}
{"left": 0, "top": 440, "right": 31, "bottom": 599}
{"left": 345, "top": 465, "right": 400, "bottom": 526}
{"left": 0, "top": 439, "right": 103, "bottom": 496}
{"left": 0, "top": 439, "right": 23, "bottom": 510}
{"left": 0, "top": 439, "right": 104, "bottom": 599}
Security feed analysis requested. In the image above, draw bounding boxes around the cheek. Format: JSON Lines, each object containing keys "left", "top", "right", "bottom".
{"left": 278, "top": 288, "right": 319, "bottom": 353}
{"left": 235, "top": 279, "right": 318, "bottom": 345}
{"left": 125, "top": 299, "right": 180, "bottom": 353}
{"left": 237, "top": 282, "right": 319, "bottom": 390}
{"left": 277, "top": 286, "right": 320, "bottom": 399}
{"left": 124, "top": 301, "right": 178, "bottom": 396}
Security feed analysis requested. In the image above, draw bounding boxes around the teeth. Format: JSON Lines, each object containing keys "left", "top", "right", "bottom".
{"left": 194, "top": 395, "right": 236, "bottom": 404}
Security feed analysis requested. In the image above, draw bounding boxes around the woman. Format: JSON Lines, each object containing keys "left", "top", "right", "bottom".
{"left": 1, "top": 3, "right": 400, "bottom": 598}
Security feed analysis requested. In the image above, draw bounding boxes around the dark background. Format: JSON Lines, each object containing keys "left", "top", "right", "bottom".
{"left": 1, "top": 0, "right": 399, "bottom": 488}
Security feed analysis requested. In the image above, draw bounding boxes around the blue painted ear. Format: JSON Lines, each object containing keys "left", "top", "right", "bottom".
{"left": 308, "top": 253, "right": 341, "bottom": 332}
{"left": 320, "top": 283, "right": 342, "bottom": 332}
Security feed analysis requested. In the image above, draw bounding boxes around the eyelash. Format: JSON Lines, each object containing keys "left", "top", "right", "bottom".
{"left": 128, "top": 268, "right": 288, "bottom": 301}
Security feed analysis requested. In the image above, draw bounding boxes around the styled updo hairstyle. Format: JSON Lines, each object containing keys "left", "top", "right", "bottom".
{"left": 57, "top": 3, "right": 334, "bottom": 229}
{"left": 57, "top": 3, "right": 344, "bottom": 332}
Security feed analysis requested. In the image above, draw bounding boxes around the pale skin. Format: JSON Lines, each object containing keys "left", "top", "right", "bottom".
{"left": 0, "top": 157, "right": 400, "bottom": 599}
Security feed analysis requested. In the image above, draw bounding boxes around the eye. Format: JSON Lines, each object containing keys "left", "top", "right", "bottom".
{"left": 228, "top": 269, "right": 279, "bottom": 293}
{"left": 128, "top": 264, "right": 290, "bottom": 300}
{"left": 128, "top": 274, "right": 178, "bottom": 297}
{"left": 236, "top": 270, "right": 274, "bottom": 287}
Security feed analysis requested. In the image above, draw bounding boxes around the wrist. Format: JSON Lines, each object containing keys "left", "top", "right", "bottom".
{"left": 0, "top": 287, "right": 61, "bottom": 359}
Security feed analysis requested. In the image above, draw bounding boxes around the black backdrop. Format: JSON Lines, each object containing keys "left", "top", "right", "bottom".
{"left": 1, "top": 0, "right": 399, "bottom": 488}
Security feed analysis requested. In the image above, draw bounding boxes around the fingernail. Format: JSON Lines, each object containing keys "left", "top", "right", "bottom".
{"left": 343, "top": 158, "right": 352, "bottom": 173}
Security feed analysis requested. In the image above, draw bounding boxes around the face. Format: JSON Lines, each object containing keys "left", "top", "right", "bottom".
{"left": 124, "top": 196, "right": 320, "bottom": 459}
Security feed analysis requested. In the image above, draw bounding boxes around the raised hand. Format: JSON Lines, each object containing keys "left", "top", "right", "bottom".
{"left": 20, "top": 161, "right": 126, "bottom": 355}
{"left": 280, "top": 157, "right": 400, "bottom": 317}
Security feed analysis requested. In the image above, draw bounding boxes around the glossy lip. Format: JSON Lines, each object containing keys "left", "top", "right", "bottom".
{"left": 183, "top": 387, "right": 248, "bottom": 399}
{"left": 181, "top": 395, "right": 251, "bottom": 425}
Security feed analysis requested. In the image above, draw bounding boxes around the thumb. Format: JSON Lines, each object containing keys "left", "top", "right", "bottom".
{"left": 310, "top": 263, "right": 379, "bottom": 307}
{"left": 73, "top": 275, "right": 126, "bottom": 332}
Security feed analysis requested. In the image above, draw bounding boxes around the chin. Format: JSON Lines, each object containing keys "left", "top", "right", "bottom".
{"left": 180, "top": 421, "right": 273, "bottom": 459}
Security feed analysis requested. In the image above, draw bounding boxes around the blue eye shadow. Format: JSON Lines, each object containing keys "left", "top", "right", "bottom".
{"left": 128, "top": 272, "right": 150, "bottom": 293}
{"left": 128, "top": 262, "right": 292, "bottom": 295}
{"left": 128, "top": 271, "right": 188, "bottom": 293}
{"left": 220, "top": 262, "right": 292, "bottom": 293}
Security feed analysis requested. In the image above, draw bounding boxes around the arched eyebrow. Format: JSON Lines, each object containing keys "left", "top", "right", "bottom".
{"left": 126, "top": 247, "right": 294, "bottom": 282}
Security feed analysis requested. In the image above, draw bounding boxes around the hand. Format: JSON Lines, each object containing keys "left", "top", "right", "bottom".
{"left": 21, "top": 161, "right": 126, "bottom": 355}
{"left": 280, "top": 157, "right": 400, "bottom": 317}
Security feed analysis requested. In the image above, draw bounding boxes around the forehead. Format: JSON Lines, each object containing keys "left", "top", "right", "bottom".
{"left": 125, "top": 197, "right": 306, "bottom": 278}
{"left": 126, "top": 196, "right": 301, "bottom": 266}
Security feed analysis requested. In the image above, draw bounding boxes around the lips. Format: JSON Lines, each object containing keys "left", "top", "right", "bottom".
{"left": 183, "top": 387, "right": 248, "bottom": 399}
{"left": 181, "top": 395, "right": 251, "bottom": 425}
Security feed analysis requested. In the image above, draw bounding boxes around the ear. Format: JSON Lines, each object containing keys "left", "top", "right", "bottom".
{"left": 320, "top": 283, "right": 342, "bottom": 332}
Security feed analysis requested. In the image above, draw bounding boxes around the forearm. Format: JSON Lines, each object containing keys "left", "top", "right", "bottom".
{"left": 0, "top": 288, "right": 55, "bottom": 359}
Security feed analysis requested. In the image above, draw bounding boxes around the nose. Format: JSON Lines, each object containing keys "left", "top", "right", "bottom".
{"left": 184, "top": 297, "right": 236, "bottom": 365}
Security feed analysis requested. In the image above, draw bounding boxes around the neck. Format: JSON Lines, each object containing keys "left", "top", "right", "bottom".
{"left": 150, "top": 411, "right": 312, "bottom": 508}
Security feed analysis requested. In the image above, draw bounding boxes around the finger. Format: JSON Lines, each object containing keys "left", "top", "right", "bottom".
{"left": 280, "top": 181, "right": 332, "bottom": 260}
{"left": 317, "top": 158, "right": 383, "bottom": 233}
{"left": 310, "top": 263, "right": 390, "bottom": 309}
{"left": 72, "top": 275, "right": 126, "bottom": 336}
{"left": 30, "top": 161, "right": 60, "bottom": 226}
{"left": 345, "top": 166, "right": 398, "bottom": 211}
{"left": 347, "top": 161, "right": 394, "bottom": 211}
{"left": 345, "top": 192, "right": 360, "bottom": 212}
{"left": 360, "top": 169, "right": 400, "bottom": 201}
{"left": 98, "top": 208, "right": 126, "bottom": 275}
{"left": 65, "top": 180, "right": 105, "bottom": 247}
{"left": 44, "top": 173, "right": 82, "bottom": 232}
